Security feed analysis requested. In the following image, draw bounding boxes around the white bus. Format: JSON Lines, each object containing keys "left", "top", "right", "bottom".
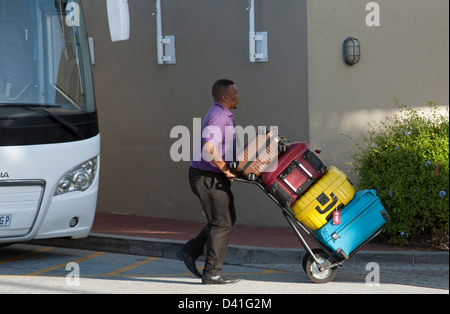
{"left": 0, "top": 0, "right": 129, "bottom": 245}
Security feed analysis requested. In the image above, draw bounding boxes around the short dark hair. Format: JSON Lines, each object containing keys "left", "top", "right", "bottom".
{"left": 212, "top": 79, "right": 235, "bottom": 100}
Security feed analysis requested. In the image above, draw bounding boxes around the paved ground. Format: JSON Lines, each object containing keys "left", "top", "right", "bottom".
{"left": 3, "top": 212, "right": 448, "bottom": 295}
{"left": 29, "top": 213, "right": 449, "bottom": 267}
{"left": 1, "top": 244, "right": 447, "bottom": 294}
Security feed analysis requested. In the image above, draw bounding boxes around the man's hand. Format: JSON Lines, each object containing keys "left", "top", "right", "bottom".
{"left": 222, "top": 167, "right": 237, "bottom": 179}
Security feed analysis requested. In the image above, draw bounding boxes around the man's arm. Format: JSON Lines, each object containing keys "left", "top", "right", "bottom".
{"left": 203, "top": 141, "right": 236, "bottom": 178}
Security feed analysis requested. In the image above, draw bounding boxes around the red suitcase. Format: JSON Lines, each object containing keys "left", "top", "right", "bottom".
{"left": 260, "top": 142, "right": 327, "bottom": 207}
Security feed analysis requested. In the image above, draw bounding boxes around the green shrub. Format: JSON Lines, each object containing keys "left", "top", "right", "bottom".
{"left": 348, "top": 101, "right": 449, "bottom": 246}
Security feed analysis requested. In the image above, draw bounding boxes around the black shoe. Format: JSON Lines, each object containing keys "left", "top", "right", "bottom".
{"left": 176, "top": 249, "right": 202, "bottom": 278}
{"left": 202, "top": 274, "right": 240, "bottom": 285}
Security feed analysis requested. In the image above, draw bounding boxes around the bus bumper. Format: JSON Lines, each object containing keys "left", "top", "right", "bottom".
{"left": 34, "top": 179, "right": 99, "bottom": 240}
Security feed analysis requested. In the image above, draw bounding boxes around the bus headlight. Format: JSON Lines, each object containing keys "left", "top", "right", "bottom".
{"left": 54, "top": 156, "right": 99, "bottom": 196}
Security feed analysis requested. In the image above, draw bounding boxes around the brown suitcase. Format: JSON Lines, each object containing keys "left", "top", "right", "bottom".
{"left": 230, "top": 127, "right": 288, "bottom": 180}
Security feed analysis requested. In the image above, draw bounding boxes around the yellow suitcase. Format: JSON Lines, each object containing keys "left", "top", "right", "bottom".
{"left": 291, "top": 166, "right": 355, "bottom": 230}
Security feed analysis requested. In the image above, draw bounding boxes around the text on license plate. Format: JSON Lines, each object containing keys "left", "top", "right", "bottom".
{"left": 0, "top": 215, "right": 12, "bottom": 227}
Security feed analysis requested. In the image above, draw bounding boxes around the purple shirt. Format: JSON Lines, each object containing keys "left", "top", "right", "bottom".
{"left": 191, "top": 102, "right": 236, "bottom": 172}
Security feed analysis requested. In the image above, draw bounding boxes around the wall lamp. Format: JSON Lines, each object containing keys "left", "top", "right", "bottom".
{"left": 343, "top": 37, "right": 360, "bottom": 65}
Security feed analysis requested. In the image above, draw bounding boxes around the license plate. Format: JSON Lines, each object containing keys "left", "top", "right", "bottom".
{"left": 0, "top": 215, "right": 11, "bottom": 227}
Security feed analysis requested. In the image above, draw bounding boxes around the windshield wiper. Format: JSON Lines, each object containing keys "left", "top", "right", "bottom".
{"left": 0, "top": 104, "right": 81, "bottom": 137}
{"left": 0, "top": 103, "right": 60, "bottom": 108}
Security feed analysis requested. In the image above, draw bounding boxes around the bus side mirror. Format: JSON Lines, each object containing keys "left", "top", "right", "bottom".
{"left": 107, "top": 0, "right": 130, "bottom": 42}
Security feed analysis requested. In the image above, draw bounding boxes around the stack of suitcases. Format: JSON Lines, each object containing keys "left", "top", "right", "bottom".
{"left": 231, "top": 129, "right": 390, "bottom": 260}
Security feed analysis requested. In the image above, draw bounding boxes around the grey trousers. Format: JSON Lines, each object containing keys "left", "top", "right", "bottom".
{"left": 182, "top": 166, "right": 236, "bottom": 276}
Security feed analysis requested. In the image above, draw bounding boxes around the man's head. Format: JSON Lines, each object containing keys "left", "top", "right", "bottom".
{"left": 212, "top": 79, "right": 239, "bottom": 110}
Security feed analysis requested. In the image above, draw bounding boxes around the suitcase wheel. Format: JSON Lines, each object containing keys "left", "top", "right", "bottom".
{"left": 302, "top": 249, "right": 338, "bottom": 284}
{"left": 304, "top": 150, "right": 314, "bottom": 160}
{"left": 229, "top": 161, "right": 239, "bottom": 170}
{"left": 319, "top": 165, "right": 327, "bottom": 174}
{"left": 247, "top": 173, "right": 257, "bottom": 181}
{"left": 278, "top": 142, "right": 287, "bottom": 153}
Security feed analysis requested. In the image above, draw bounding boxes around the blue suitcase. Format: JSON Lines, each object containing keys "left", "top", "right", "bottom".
{"left": 315, "top": 189, "right": 390, "bottom": 259}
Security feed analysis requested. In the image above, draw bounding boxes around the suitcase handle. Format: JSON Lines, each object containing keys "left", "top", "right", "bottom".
{"left": 316, "top": 193, "right": 338, "bottom": 214}
{"left": 381, "top": 209, "right": 391, "bottom": 223}
{"left": 279, "top": 159, "right": 315, "bottom": 196}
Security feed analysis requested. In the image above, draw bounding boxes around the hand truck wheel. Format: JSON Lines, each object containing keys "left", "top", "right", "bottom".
{"left": 303, "top": 249, "right": 337, "bottom": 284}
{"left": 302, "top": 248, "right": 322, "bottom": 272}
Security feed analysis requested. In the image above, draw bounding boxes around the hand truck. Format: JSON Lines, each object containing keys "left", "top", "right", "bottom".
{"left": 232, "top": 177, "right": 382, "bottom": 284}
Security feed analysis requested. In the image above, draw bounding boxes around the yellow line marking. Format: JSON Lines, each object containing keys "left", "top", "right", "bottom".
{"left": 1, "top": 267, "right": 289, "bottom": 279}
{"left": 103, "top": 257, "right": 159, "bottom": 276}
{"left": 0, "top": 246, "right": 55, "bottom": 265}
{"left": 261, "top": 269, "right": 285, "bottom": 274}
{"left": 25, "top": 252, "right": 105, "bottom": 276}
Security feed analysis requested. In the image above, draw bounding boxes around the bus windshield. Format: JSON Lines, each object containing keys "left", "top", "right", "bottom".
{"left": 0, "top": 0, "right": 95, "bottom": 115}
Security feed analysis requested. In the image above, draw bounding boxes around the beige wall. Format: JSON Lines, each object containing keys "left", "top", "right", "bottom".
{"left": 307, "top": 0, "right": 449, "bottom": 181}
{"left": 82, "top": 0, "right": 448, "bottom": 227}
